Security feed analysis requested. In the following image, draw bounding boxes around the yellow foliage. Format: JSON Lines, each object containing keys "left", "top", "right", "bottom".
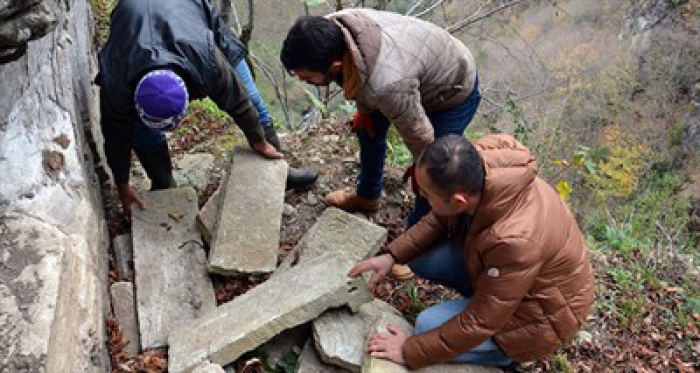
{"left": 556, "top": 180, "right": 574, "bottom": 202}
{"left": 586, "top": 126, "right": 649, "bottom": 197}
{"left": 550, "top": 44, "right": 599, "bottom": 96}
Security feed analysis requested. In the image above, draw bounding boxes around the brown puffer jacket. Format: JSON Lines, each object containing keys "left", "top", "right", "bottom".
{"left": 387, "top": 134, "right": 595, "bottom": 369}
{"left": 328, "top": 9, "right": 477, "bottom": 159}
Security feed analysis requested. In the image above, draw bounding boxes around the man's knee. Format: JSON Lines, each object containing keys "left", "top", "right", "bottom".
{"left": 414, "top": 307, "right": 442, "bottom": 334}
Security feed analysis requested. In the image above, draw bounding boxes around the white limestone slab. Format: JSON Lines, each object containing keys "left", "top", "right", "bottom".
{"left": 209, "top": 147, "right": 288, "bottom": 276}
{"left": 274, "top": 207, "right": 387, "bottom": 277}
{"left": 132, "top": 187, "right": 216, "bottom": 349}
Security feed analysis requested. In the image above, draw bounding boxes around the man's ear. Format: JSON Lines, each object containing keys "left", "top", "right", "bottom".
{"left": 329, "top": 60, "right": 342, "bottom": 73}
{"left": 450, "top": 192, "right": 470, "bottom": 211}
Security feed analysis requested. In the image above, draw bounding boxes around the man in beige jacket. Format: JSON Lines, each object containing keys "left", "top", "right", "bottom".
{"left": 349, "top": 134, "right": 595, "bottom": 369}
{"left": 281, "top": 9, "right": 480, "bottom": 228}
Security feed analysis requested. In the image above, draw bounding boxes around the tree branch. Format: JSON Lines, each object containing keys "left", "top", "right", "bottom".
{"left": 239, "top": 0, "right": 254, "bottom": 47}
{"left": 413, "top": 0, "right": 447, "bottom": 18}
{"left": 249, "top": 53, "right": 292, "bottom": 126}
{"left": 447, "top": 0, "right": 527, "bottom": 34}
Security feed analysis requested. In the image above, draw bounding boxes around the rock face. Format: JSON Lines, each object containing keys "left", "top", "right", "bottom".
{"left": 0, "top": 0, "right": 58, "bottom": 63}
{"left": 132, "top": 188, "right": 216, "bottom": 350}
{"left": 621, "top": 0, "right": 673, "bottom": 35}
{"left": 209, "top": 147, "right": 288, "bottom": 276}
{"left": 0, "top": 0, "right": 109, "bottom": 371}
{"left": 168, "top": 254, "right": 373, "bottom": 373}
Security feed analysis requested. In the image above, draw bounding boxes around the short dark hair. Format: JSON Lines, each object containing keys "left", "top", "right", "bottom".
{"left": 281, "top": 15, "right": 346, "bottom": 73}
{"left": 417, "top": 135, "right": 485, "bottom": 197}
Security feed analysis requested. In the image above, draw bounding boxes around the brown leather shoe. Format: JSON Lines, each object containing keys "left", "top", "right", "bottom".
{"left": 325, "top": 188, "right": 381, "bottom": 213}
{"left": 390, "top": 264, "right": 415, "bottom": 281}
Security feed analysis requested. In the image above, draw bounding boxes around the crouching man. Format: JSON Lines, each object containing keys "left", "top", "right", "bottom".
{"left": 349, "top": 134, "right": 594, "bottom": 369}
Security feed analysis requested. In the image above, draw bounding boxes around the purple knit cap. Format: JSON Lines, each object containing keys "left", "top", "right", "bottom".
{"left": 135, "top": 69, "right": 189, "bottom": 131}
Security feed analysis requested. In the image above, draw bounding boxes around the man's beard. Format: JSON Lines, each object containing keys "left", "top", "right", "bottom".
{"left": 310, "top": 72, "right": 343, "bottom": 87}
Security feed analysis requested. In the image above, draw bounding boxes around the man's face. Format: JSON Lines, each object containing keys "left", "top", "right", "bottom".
{"left": 292, "top": 61, "right": 342, "bottom": 86}
{"left": 415, "top": 165, "right": 467, "bottom": 217}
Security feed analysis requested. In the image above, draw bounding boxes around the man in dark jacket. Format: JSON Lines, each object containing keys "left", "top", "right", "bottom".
{"left": 98, "top": 0, "right": 317, "bottom": 213}
{"left": 349, "top": 135, "right": 594, "bottom": 369}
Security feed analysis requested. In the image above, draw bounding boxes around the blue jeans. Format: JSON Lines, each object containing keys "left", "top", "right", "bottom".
{"left": 133, "top": 59, "right": 273, "bottom": 150}
{"left": 355, "top": 78, "right": 481, "bottom": 227}
{"left": 233, "top": 59, "right": 272, "bottom": 127}
{"left": 409, "top": 240, "right": 513, "bottom": 366}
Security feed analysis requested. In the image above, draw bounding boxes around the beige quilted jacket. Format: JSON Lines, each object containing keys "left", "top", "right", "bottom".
{"left": 329, "top": 9, "right": 477, "bottom": 158}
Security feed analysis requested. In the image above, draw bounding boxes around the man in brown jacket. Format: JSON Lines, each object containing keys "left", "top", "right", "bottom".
{"left": 349, "top": 134, "right": 595, "bottom": 369}
{"left": 281, "top": 9, "right": 480, "bottom": 228}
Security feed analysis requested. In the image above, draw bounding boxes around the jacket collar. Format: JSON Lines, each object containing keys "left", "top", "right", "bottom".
{"left": 329, "top": 11, "right": 381, "bottom": 96}
{"left": 469, "top": 135, "right": 538, "bottom": 235}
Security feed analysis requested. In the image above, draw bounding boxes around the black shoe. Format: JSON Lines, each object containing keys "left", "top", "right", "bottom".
{"left": 263, "top": 124, "right": 281, "bottom": 152}
{"left": 286, "top": 167, "right": 318, "bottom": 190}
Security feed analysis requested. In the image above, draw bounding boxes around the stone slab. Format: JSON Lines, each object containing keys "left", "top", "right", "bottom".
{"left": 192, "top": 362, "right": 225, "bottom": 373}
{"left": 132, "top": 187, "right": 216, "bottom": 350}
{"left": 209, "top": 147, "right": 288, "bottom": 276}
{"left": 296, "top": 340, "right": 348, "bottom": 373}
{"left": 0, "top": 0, "right": 110, "bottom": 371}
{"left": 174, "top": 153, "right": 216, "bottom": 192}
{"left": 196, "top": 186, "right": 221, "bottom": 247}
{"left": 131, "top": 153, "right": 216, "bottom": 193}
{"left": 363, "top": 314, "right": 501, "bottom": 373}
{"left": 168, "top": 254, "right": 373, "bottom": 373}
{"left": 313, "top": 299, "right": 399, "bottom": 372}
{"left": 110, "top": 282, "right": 140, "bottom": 357}
{"left": 113, "top": 234, "right": 133, "bottom": 280}
{"left": 274, "top": 207, "right": 387, "bottom": 277}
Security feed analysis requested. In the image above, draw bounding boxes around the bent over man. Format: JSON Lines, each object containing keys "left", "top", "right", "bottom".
{"left": 98, "top": 0, "right": 317, "bottom": 213}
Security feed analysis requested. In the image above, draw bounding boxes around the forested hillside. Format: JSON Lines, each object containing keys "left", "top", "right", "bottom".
{"left": 91, "top": 0, "right": 700, "bottom": 371}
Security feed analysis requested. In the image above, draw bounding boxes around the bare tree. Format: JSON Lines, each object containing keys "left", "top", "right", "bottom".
{"left": 216, "top": 0, "right": 236, "bottom": 32}
{"left": 447, "top": 0, "right": 527, "bottom": 33}
{"left": 239, "top": 0, "right": 254, "bottom": 47}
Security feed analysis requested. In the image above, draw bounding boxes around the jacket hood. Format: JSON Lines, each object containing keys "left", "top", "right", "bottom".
{"left": 329, "top": 10, "right": 382, "bottom": 95}
{"left": 471, "top": 135, "right": 538, "bottom": 232}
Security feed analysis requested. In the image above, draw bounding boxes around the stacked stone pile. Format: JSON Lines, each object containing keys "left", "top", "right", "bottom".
{"left": 111, "top": 147, "right": 500, "bottom": 373}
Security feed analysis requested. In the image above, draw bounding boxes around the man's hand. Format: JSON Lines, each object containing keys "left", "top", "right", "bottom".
{"left": 117, "top": 183, "right": 146, "bottom": 216}
{"left": 348, "top": 253, "right": 395, "bottom": 291}
{"left": 366, "top": 325, "right": 408, "bottom": 365}
{"left": 252, "top": 140, "right": 284, "bottom": 159}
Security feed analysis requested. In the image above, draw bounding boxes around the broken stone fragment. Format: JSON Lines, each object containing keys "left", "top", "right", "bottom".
{"left": 313, "top": 299, "right": 399, "bottom": 372}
